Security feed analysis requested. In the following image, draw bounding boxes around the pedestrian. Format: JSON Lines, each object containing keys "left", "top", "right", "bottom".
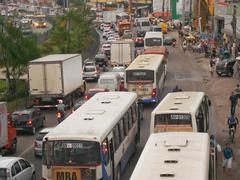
{"left": 222, "top": 143, "right": 234, "bottom": 176}
{"left": 209, "top": 57, "right": 214, "bottom": 75}
{"left": 215, "top": 55, "right": 220, "bottom": 66}
{"left": 229, "top": 91, "right": 238, "bottom": 115}
{"left": 234, "top": 84, "right": 240, "bottom": 98}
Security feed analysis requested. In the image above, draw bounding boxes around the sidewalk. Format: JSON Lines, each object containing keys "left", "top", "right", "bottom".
{"left": 189, "top": 50, "right": 240, "bottom": 180}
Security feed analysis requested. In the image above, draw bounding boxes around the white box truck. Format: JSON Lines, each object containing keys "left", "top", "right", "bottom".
{"left": 28, "top": 54, "right": 86, "bottom": 108}
{"left": 110, "top": 39, "right": 135, "bottom": 67}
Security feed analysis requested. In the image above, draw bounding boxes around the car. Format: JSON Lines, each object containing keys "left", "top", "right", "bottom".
{"left": 107, "top": 36, "right": 117, "bottom": 42}
{"left": 216, "top": 58, "right": 236, "bottom": 77}
{"left": 84, "top": 60, "right": 95, "bottom": 67}
{"left": 94, "top": 53, "right": 108, "bottom": 68}
{"left": 72, "top": 99, "right": 87, "bottom": 111}
{"left": 106, "top": 31, "right": 115, "bottom": 39}
{"left": 84, "top": 87, "right": 109, "bottom": 100}
{"left": 34, "top": 127, "right": 54, "bottom": 157}
{"left": 0, "top": 156, "right": 36, "bottom": 180}
{"left": 102, "top": 43, "right": 111, "bottom": 51}
{"left": 163, "top": 36, "right": 176, "bottom": 45}
{"left": 151, "top": 25, "right": 162, "bottom": 32}
{"left": 103, "top": 29, "right": 111, "bottom": 38}
{"left": 112, "top": 66, "right": 125, "bottom": 80}
{"left": 82, "top": 65, "right": 100, "bottom": 81}
{"left": 12, "top": 108, "right": 45, "bottom": 135}
{"left": 135, "top": 31, "right": 145, "bottom": 47}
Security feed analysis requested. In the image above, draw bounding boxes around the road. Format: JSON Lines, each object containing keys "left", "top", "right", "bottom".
{"left": 12, "top": 32, "right": 217, "bottom": 180}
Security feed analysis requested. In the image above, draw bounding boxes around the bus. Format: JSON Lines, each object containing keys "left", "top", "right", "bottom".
{"left": 150, "top": 91, "right": 211, "bottom": 133}
{"left": 134, "top": 17, "right": 151, "bottom": 32}
{"left": 116, "top": 12, "right": 130, "bottom": 22}
{"left": 33, "top": 14, "right": 47, "bottom": 28}
{"left": 144, "top": 31, "right": 163, "bottom": 50}
{"left": 144, "top": 46, "right": 169, "bottom": 64}
{"left": 42, "top": 92, "right": 141, "bottom": 180}
{"left": 125, "top": 54, "right": 166, "bottom": 104}
{"left": 130, "top": 132, "right": 216, "bottom": 180}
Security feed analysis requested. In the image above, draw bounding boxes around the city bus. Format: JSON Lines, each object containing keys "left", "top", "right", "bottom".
{"left": 125, "top": 54, "right": 166, "bottom": 104}
{"left": 33, "top": 14, "right": 47, "bottom": 28}
{"left": 130, "top": 132, "right": 216, "bottom": 180}
{"left": 144, "top": 31, "right": 163, "bottom": 50}
{"left": 150, "top": 91, "right": 211, "bottom": 133}
{"left": 42, "top": 92, "right": 141, "bottom": 180}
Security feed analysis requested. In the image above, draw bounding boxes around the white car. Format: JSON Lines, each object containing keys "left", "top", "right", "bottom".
{"left": 103, "top": 29, "right": 110, "bottom": 38}
{"left": 106, "top": 31, "right": 115, "bottom": 39}
{"left": 112, "top": 66, "right": 125, "bottom": 80}
{"left": 101, "top": 43, "right": 111, "bottom": 51}
{"left": 0, "top": 156, "right": 36, "bottom": 180}
{"left": 34, "top": 127, "right": 54, "bottom": 157}
{"left": 107, "top": 36, "right": 116, "bottom": 42}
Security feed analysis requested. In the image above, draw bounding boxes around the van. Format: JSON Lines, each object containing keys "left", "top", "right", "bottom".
{"left": 98, "top": 72, "right": 121, "bottom": 91}
{"left": 216, "top": 58, "right": 236, "bottom": 77}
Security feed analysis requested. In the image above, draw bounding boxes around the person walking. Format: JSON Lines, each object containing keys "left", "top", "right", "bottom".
{"left": 234, "top": 84, "right": 240, "bottom": 98}
{"left": 209, "top": 56, "right": 214, "bottom": 75}
{"left": 229, "top": 91, "right": 238, "bottom": 115}
{"left": 222, "top": 143, "right": 234, "bottom": 176}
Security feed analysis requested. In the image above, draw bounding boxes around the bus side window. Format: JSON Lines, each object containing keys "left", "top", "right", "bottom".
{"left": 113, "top": 126, "right": 120, "bottom": 151}
{"left": 127, "top": 110, "right": 133, "bottom": 129}
{"left": 196, "top": 109, "right": 204, "bottom": 132}
{"left": 123, "top": 116, "right": 129, "bottom": 136}
{"left": 131, "top": 104, "right": 137, "bottom": 123}
{"left": 119, "top": 120, "right": 125, "bottom": 142}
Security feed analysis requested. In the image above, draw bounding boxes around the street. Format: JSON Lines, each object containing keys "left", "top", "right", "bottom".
{"left": 12, "top": 32, "right": 220, "bottom": 180}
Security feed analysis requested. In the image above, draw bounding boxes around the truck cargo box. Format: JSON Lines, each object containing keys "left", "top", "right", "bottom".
{"left": 0, "top": 102, "right": 7, "bottom": 149}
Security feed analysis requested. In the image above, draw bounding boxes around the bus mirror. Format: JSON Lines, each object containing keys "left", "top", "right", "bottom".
{"left": 208, "top": 99, "right": 211, "bottom": 106}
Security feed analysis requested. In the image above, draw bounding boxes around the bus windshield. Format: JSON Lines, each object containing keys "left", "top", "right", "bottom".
{"left": 43, "top": 140, "right": 100, "bottom": 166}
{"left": 145, "top": 38, "right": 162, "bottom": 47}
{"left": 154, "top": 114, "right": 192, "bottom": 126}
{"left": 126, "top": 70, "right": 154, "bottom": 82}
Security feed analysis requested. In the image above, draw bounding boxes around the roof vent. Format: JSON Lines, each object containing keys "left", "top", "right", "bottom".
{"left": 160, "top": 173, "right": 175, "bottom": 177}
{"left": 164, "top": 160, "right": 178, "bottom": 164}
{"left": 101, "top": 101, "right": 111, "bottom": 104}
{"left": 169, "top": 107, "right": 178, "bottom": 110}
{"left": 83, "top": 117, "right": 94, "bottom": 121}
{"left": 101, "top": 95, "right": 119, "bottom": 100}
{"left": 165, "top": 138, "right": 188, "bottom": 147}
{"left": 86, "top": 110, "right": 105, "bottom": 115}
{"left": 174, "top": 101, "right": 182, "bottom": 105}
{"left": 168, "top": 148, "right": 180, "bottom": 152}
{"left": 174, "top": 95, "right": 190, "bottom": 99}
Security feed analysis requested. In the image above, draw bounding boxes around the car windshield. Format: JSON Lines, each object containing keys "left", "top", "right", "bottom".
{"left": 112, "top": 67, "right": 124, "bottom": 72}
{"left": 145, "top": 38, "right": 162, "bottom": 46}
{"left": 43, "top": 140, "right": 101, "bottom": 166}
{"left": 36, "top": 132, "right": 48, "bottom": 141}
{"left": 0, "top": 168, "right": 7, "bottom": 178}
{"left": 12, "top": 114, "right": 30, "bottom": 121}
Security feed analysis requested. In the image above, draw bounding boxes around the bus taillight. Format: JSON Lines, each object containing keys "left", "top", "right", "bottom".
{"left": 152, "top": 88, "right": 156, "bottom": 97}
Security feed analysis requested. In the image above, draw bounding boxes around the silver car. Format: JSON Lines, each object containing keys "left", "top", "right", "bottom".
{"left": 0, "top": 156, "right": 36, "bottom": 180}
{"left": 34, "top": 128, "right": 53, "bottom": 157}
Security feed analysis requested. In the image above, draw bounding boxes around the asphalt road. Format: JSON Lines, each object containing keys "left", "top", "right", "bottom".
{"left": 12, "top": 32, "right": 217, "bottom": 180}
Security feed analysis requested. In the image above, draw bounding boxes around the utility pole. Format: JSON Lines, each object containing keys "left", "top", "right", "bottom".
{"left": 189, "top": 0, "right": 192, "bottom": 24}
{"left": 4, "top": 0, "right": 8, "bottom": 23}
{"left": 231, "top": 4, "right": 237, "bottom": 58}
{"left": 182, "top": 0, "right": 185, "bottom": 24}
{"left": 162, "top": 0, "right": 165, "bottom": 18}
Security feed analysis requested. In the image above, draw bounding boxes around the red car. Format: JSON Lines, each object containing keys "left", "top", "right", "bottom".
{"left": 84, "top": 88, "right": 109, "bottom": 100}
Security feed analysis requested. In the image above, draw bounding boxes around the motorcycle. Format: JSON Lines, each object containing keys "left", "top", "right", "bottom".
{"left": 172, "top": 41, "right": 176, "bottom": 48}
{"left": 56, "top": 110, "right": 65, "bottom": 124}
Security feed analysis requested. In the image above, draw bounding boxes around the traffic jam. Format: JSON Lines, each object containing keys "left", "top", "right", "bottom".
{"left": 0, "top": 2, "right": 217, "bottom": 180}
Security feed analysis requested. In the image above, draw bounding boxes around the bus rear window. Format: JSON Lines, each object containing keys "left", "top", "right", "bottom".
{"left": 126, "top": 70, "right": 154, "bottom": 82}
{"left": 145, "top": 38, "right": 162, "bottom": 47}
{"left": 154, "top": 114, "right": 192, "bottom": 126}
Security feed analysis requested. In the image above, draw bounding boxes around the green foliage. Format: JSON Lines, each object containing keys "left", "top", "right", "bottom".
{"left": 40, "top": 0, "right": 96, "bottom": 54}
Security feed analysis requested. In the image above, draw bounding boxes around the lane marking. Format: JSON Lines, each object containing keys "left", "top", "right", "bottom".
{"left": 19, "top": 144, "right": 34, "bottom": 157}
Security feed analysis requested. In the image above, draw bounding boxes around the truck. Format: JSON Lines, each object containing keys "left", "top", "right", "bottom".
{"left": 28, "top": 54, "right": 86, "bottom": 108}
{"left": 110, "top": 39, "right": 135, "bottom": 67}
{"left": 103, "top": 11, "right": 117, "bottom": 23}
{"left": 0, "top": 102, "right": 17, "bottom": 155}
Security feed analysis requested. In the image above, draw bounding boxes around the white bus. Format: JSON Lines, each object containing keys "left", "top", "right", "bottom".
{"left": 42, "top": 92, "right": 141, "bottom": 180}
{"left": 125, "top": 54, "right": 166, "bottom": 104}
{"left": 144, "top": 31, "right": 164, "bottom": 50}
{"left": 130, "top": 132, "right": 216, "bottom": 180}
{"left": 150, "top": 91, "right": 211, "bottom": 133}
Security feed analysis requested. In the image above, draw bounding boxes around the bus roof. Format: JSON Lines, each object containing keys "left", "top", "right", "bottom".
{"left": 126, "top": 54, "right": 164, "bottom": 71}
{"left": 130, "top": 132, "right": 209, "bottom": 180}
{"left": 144, "top": 31, "right": 163, "bottom": 39}
{"left": 153, "top": 91, "right": 205, "bottom": 114}
{"left": 44, "top": 92, "right": 137, "bottom": 142}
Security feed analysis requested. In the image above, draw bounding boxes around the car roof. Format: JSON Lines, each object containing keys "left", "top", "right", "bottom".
{"left": 39, "top": 127, "right": 54, "bottom": 134}
{"left": 95, "top": 54, "right": 106, "bottom": 58}
{"left": 0, "top": 157, "right": 22, "bottom": 168}
{"left": 12, "top": 108, "right": 37, "bottom": 114}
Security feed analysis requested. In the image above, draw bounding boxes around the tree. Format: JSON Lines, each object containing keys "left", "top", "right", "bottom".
{"left": 40, "top": 0, "right": 96, "bottom": 54}
{"left": 0, "top": 16, "right": 40, "bottom": 95}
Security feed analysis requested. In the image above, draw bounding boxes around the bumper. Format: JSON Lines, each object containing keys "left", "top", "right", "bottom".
{"left": 141, "top": 97, "right": 158, "bottom": 104}
{"left": 15, "top": 126, "right": 33, "bottom": 132}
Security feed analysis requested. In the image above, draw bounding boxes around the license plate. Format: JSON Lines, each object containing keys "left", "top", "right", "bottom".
{"left": 53, "top": 168, "right": 81, "bottom": 180}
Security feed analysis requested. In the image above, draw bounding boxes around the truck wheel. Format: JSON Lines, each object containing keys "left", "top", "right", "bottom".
{"left": 31, "top": 126, "right": 36, "bottom": 135}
